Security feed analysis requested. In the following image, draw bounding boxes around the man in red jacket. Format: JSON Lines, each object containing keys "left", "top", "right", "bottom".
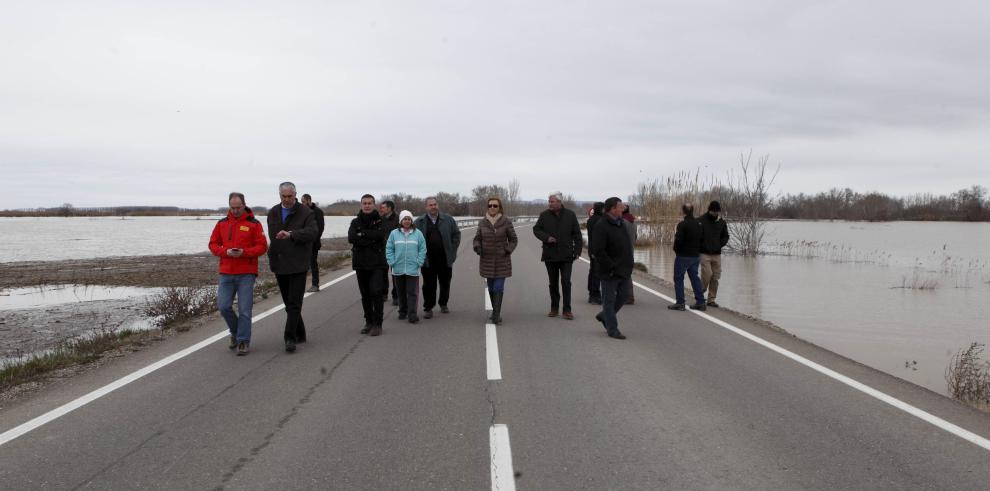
{"left": 208, "top": 192, "right": 268, "bottom": 355}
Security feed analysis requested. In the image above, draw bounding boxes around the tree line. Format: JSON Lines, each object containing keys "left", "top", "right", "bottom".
{"left": 770, "top": 186, "right": 989, "bottom": 222}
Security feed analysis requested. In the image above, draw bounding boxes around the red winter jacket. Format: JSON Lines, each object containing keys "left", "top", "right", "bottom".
{"left": 208, "top": 209, "right": 268, "bottom": 275}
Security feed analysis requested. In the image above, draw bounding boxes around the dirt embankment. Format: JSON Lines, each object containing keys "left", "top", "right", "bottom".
{"left": 0, "top": 238, "right": 351, "bottom": 290}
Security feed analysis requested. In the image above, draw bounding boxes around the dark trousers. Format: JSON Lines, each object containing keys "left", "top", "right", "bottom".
{"left": 309, "top": 247, "right": 320, "bottom": 286}
{"left": 276, "top": 272, "right": 308, "bottom": 342}
{"left": 587, "top": 257, "right": 602, "bottom": 300}
{"left": 390, "top": 271, "right": 398, "bottom": 301}
{"left": 394, "top": 275, "right": 420, "bottom": 316}
{"left": 544, "top": 260, "right": 573, "bottom": 311}
{"left": 421, "top": 263, "right": 452, "bottom": 310}
{"left": 673, "top": 256, "right": 706, "bottom": 305}
{"left": 356, "top": 268, "right": 387, "bottom": 325}
{"left": 601, "top": 276, "right": 632, "bottom": 335}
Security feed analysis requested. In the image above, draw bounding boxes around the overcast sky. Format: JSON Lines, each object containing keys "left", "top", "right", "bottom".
{"left": 2, "top": 1, "right": 989, "bottom": 209}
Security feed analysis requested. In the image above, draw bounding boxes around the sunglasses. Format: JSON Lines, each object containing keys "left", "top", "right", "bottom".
{"left": 487, "top": 204, "right": 500, "bottom": 208}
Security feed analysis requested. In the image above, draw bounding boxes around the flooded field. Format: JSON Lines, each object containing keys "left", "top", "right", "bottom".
{"left": 0, "top": 215, "right": 356, "bottom": 263}
{"left": 635, "top": 220, "right": 990, "bottom": 395}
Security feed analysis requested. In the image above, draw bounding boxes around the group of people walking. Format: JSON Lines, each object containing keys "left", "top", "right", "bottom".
{"left": 207, "top": 183, "right": 729, "bottom": 354}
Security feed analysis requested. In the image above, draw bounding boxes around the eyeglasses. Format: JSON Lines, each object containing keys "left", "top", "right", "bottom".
{"left": 487, "top": 204, "right": 500, "bottom": 208}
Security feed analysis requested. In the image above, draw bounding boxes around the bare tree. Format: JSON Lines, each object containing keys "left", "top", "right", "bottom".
{"left": 727, "top": 150, "right": 780, "bottom": 255}
{"left": 506, "top": 178, "right": 521, "bottom": 216}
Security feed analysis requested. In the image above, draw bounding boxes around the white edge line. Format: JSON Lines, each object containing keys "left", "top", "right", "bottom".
{"left": 486, "top": 323, "right": 502, "bottom": 381}
{"left": 578, "top": 256, "right": 990, "bottom": 451}
{"left": 490, "top": 424, "right": 516, "bottom": 491}
{"left": 484, "top": 287, "right": 492, "bottom": 311}
{"left": 0, "top": 271, "right": 357, "bottom": 447}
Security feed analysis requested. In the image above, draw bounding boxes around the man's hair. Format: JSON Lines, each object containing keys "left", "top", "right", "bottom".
{"left": 278, "top": 182, "right": 296, "bottom": 192}
{"left": 302, "top": 193, "right": 312, "bottom": 200}
{"left": 592, "top": 201, "right": 605, "bottom": 214}
{"left": 382, "top": 200, "right": 395, "bottom": 212}
{"left": 549, "top": 192, "right": 563, "bottom": 201}
{"left": 361, "top": 194, "right": 375, "bottom": 202}
{"left": 708, "top": 200, "right": 722, "bottom": 212}
{"left": 425, "top": 196, "right": 438, "bottom": 204}
{"left": 603, "top": 197, "right": 622, "bottom": 212}
{"left": 682, "top": 203, "right": 694, "bottom": 216}
{"left": 228, "top": 192, "right": 246, "bottom": 205}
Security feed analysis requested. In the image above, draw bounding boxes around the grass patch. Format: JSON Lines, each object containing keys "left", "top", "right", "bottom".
{"left": 946, "top": 342, "right": 990, "bottom": 410}
{"left": 0, "top": 326, "right": 149, "bottom": 393}
{"left": 633, "top": 262, "right": 648, "bottom": 273}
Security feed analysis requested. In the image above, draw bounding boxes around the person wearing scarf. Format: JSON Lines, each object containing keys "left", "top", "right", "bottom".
{"left": 473, "top": 197, "right": 518, "bottom": 324}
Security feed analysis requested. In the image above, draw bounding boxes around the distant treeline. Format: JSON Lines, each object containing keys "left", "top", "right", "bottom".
{"left": 770, "top": 186, "right": 989, "bottom": 222}
{"left": 0, "top": 204, "right": 219, "bottom": 217}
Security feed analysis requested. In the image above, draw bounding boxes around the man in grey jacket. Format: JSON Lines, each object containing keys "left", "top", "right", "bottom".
{"left": 267, "top": 182, "right": 319, "bottom": 352}
{"left": 413, "top": 196, "right": 461, "bottom": 319}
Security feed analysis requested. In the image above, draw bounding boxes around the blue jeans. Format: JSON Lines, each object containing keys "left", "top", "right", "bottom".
{"left": 600, "top": 276, "right": 632, "bottom": 335}
{"left": 673, "top": 256, "right": 705, "bottom": 305}
{"left": 486, "top": 277, "right": 506, "bottom": 293}
{"left": 217, "top": 274, "right": 256, "bottom": 342}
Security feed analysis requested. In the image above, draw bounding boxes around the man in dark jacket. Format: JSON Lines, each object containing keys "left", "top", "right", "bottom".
{"left": 348, "top": 194, "right": 389, "bottom": 336}
{"left": 414, "top": 196, "right": 461, "bottom": 319}
{"left": 591, "top": 197, "right": 633, "bottom": 339}
{"left": 668, "top": 203, "right": 707, "bottom": 311}
{"left": 267, "top": 182, "right": 319, "bottom": 352}
{"left": 379, "top": 200, "right": 400, "bottom": 305}
{"left": 700, "top": 200, "right": 730, "bottom": 308}
{"left": 533, "top": 192, "right": 583, "bottom": 319}
{"left": 585, "top": 202, "right": 605, "bottom": 305}
{"left": 301, "top": 193, "right": 325, "bottom": 292}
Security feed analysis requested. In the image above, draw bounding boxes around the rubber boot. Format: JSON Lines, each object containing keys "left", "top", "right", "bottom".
{"left": 491, "top": 291, "right": 504, "bottom": 325}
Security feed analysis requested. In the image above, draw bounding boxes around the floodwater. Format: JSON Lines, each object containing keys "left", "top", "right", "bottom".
{"left": 634, "top": 220, "right": 990, "bottom": 395}
{"left": 0, "top": 284, "right": 164, "bottom": 310}
{"left": 0, "top": 215, "right": 356, "bottom": 263}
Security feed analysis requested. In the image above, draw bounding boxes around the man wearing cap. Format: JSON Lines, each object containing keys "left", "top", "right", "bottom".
{"left": 699, "top": 200, "right": 730, "bottom": 308}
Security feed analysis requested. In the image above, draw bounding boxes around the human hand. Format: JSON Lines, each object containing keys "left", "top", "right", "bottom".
{"left": 547, "top": 236, "right": 557, "bottom": 244}
{"left": 227, "top": 248, "right": 243, "bottom": 257}
{"left": 275, "top": 230, "right": 291, "bottom": 240}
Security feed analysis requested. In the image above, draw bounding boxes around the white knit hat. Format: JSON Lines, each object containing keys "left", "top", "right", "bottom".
{"left": 399, "top": 210, "right": 414, "bottom": 223}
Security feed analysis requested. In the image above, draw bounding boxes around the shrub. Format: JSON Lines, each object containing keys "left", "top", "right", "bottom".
{"left": 144, "top": 286, "right": 216, "bottom": 329}
{"left": 945, "top": 342, "right": 990, "bottom": 407}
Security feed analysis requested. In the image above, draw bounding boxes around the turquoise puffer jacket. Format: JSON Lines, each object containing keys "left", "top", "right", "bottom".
{"left": 386, "top": 227, "right": 427, "bottom": 276}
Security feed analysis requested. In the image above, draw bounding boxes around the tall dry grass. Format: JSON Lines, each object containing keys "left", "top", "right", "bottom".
{"left": 946, "top": 342, "right": 990, "bottom": 409}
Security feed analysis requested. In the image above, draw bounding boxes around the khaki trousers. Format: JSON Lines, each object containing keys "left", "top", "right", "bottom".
{"left": 700, "top": 253, "right": 722, "bottom": 301}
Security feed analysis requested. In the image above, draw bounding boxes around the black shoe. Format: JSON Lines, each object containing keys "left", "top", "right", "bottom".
{"left": 392, "top": 297, "right": 399, "bottom": 306}
{"left": 424, "top": 309, "right": 433, "bottom": 319}
{"left": 667, "top": 303, "right": 686, "bottom": 311}
{"left": 306, "top": 285, "right": 319, "bottom": 293}
{"left": 369, "top": 325, "right": 382, "bottom": 336}
{"left": 440, "top": 305, "right": 450, "bottom": 314}
{"left": 689, "top": 303, "right": 707, "bottom": 311}
{"left": 589, "top": 297, "right": 602, "bottom": 305}
{"left": 398, "top": 313, "right": 407, "bottom": 320}
{"left": 361, "top": 322, "right": 371, "bottom": 334}
{"left": 285, "top": 340, "right": 296, "bottom": 353}
{"left": 228, "top": 335, "right": 237, "bottom": 350}
{"left": 408, "top": 314, "right": 419, "bottom": 324}
{"left": 707, "top": 300, "right": 720, "bottom": 308}
{"left": 608, "top": 332, "right": 626, "bottom": 340}
{"left": 595, "top": 312, "right": 606, "bottom": 329}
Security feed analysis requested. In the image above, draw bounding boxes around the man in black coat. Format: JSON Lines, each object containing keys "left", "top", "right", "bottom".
{"left": 586, "top": 201, "right": 605, "bottom": 305}
{"left": 379, "top": 200, "right": 400, "bottom": 305}
{"left": 668, "top": 203, "right": 707, "bottom": 311}
{"left": 267, "top": 182, "right": 319, "bottom": 352}
{"left": 348, "top": 194, "right": 389, "bottom": 336}
{"left": 591, "top": 197, "right": 633, "bottom": 339}
{"left": 700, "top": 200, "right": 730, "bottom": 308}
{"left": 533, "top": 192, "right": 583, "bottom": 319}
{"left": 301, "top": 193, "right": 325, "bottom": 292}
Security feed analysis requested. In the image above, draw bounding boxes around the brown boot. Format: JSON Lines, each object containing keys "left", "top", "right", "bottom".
{"left": 369, "top": 324, "right": 382, "bottom": 336}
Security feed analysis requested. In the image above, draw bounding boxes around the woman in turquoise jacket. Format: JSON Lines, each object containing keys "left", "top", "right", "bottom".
{"left": 386, "top": 210, "right": 427, "bottom": 323}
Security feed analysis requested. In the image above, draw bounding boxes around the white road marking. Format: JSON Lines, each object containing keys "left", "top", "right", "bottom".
{"left": 490, "top": 424, "right": 516, "bottom": 491}
{"left": 486, "top": 323, "right": 502, "bottom": 380}
{"left": 485, "top": 287, "right": 492, "bottom": 311}
{"left": 0, "top": 271, "right": 357, "bottom": 447}
{"left": 578, "top": 257, "right": 990, "bottom": 451}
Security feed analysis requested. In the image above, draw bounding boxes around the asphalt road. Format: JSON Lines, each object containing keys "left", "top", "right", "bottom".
{"left": 2, "top": 222, "right": 990, "bottom": 490}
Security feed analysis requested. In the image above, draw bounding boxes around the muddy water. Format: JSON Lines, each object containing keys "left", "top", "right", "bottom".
{"left": 634, "top": 220, "right": 990, "bottom": 395}
{"left": 0, "top": 216, "right": 356, "bottom": 263}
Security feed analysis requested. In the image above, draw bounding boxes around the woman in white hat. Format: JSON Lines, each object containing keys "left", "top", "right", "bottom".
{"left": 386, "top": 210, "right": 427, "bottom": 324}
